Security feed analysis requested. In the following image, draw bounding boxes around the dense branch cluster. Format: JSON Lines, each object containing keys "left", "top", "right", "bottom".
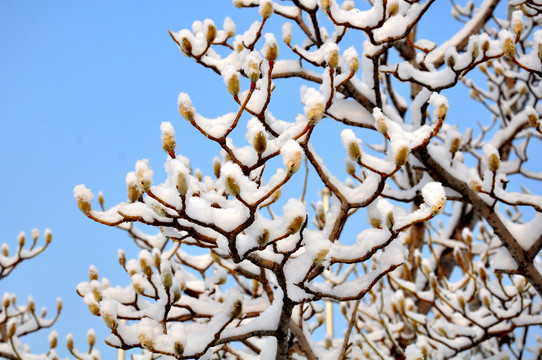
{"left": 74, "top": 1, "right": 542, "bottom": 359}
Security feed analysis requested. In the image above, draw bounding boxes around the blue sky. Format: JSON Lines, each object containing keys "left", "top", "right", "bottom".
{"left": 0, "top": 1, "right": 500, "bottom": 357}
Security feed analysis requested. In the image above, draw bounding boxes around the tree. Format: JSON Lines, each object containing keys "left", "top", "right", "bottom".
{"left": 73, "top": 0, "right": 542, "bottom": 359}
{"left": 0, "top": 229, "right": 62, "bottom": 359}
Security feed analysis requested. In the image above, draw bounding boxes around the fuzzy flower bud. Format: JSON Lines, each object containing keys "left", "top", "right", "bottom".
{"left": 204, "top": 19, "right": 216, "bottom": 43}
{"left": 484, "top": 144, "right": 500, "bottom": 172}
{"left": 511, "top": 10, "right": 524, "bottom": 36}
{"left": 176, "top": 171, "right": 188, "bottom": 196}
{"left": 139, "top": 250, "right": 153, "bottom": 276}
{"left": 449, "top": 137, "right": 460, "bottom": 155}
{"left": 253, "top": 131, "right": 267, "bottom": 155}
{"left": 325, "top": 43, "right": 340, "bottom": 68}
{"left": 287, "top": 216, "right": 305, "bottom": 235}
{"left": 230, "top": 299, "right": 243, "bottom": 319}
{"left": 388, "top": 0, "right": 399, "bottom": 16}
{"left": 174, "top": 342, "right": 185, "bottom": 356}
{"left": 281, "top": 140, "right": 303, "bottom": 174}
{"left": 160, "top": 122, "right": 176, "bottom": 156}
{"left": 282, "top": 23, "right": 292, "bottom": 45}
{"left": 101, "top": 302, "right": 118, "bottom": 330}
{"left": 118, "top": 249, "right": 126, "bottom": 267}
{"left": 343, "top": 47, "right": 359, "bottom": 73}
{"left": 178, "top": 92, "right": 195, "bottom": 122}
{"left": 126, "top": 172, "right": 141, "bottom": 203}
{"left": 48, "top": 330, "right": 58, "bottom": 349}
{"left": 222, "top": 65, "right": 240, "bottom": 97}
{"left": 161, "top": 264, "right": 173, "bottom": 289}
{"left": 422, "top": 182, "right": 446, "bottom": 215}
{"left": 87, "top": 329, "right": 96, "bottom": 348}
{"left": 225, "top": 176, "right": 241, "bottom": 197}
{"left": 88, "top": 265, "right": 99, "bottom": 281}
{"left": 499, "top": 30, "right": 516, "bottom": 58}
{"left": 136, "top": 159, "right": 153, "bottom": 192}
{"left": 341, "top": 129, "right": 362, "bottom": 162}
{"left": 257, "top": 229, "right": 270, "bottom": 246}
{"left": 526, "top": 106, "right": 538, "bottom": 127}
{"left": 393, "top": 141, "right": 410, "bottom": 167}
{"left": 224, "top": 17, "right": 235, "bottom": 38}
{"left": 320, "top": 0, "right": 331, "bottom": 11}
{"left": 262, "top": 33, "right": 278, "bottom": 61}
{"left": 74, "top": 184, "right": 94, "bottom": 215}
{"left": 259, "top": 0, "right": 273, "bottom": 19}
{"left": 244, "top": 52, "right": 262, "bottom": 83}
{"left": 18, "top": 232, "right": 25, "bottom": 248}
{"left": 66, "top": 334, "right": 74, "bottom": 351}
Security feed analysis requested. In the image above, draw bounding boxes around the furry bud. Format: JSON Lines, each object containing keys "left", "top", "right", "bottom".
{"left": 254, "top": 131, "right": 267, "bottom": 154}
{"left": 225, "top": 176, "right": 241, "bottom": 197}
{"left": 230, "top": 299, "right": 243, "bottom": 319}
{"left": 287, "top": 216, "right": 304, "bottom": 235}
{"left": 74, "top": 185, "right": 93, "bottom": 215}
{"left": 259, "top": 0, "right": 273, "bottom": 19}
{"left": 177, "top": 171, "right": 188, "bottom": 195}
{"left": 257, "top": 229, "right": 270, "bottom": 246}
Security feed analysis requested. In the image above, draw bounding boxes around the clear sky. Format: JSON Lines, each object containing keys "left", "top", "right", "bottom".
{"left": 0, "top": 1, "right": 503, "bottom": 358}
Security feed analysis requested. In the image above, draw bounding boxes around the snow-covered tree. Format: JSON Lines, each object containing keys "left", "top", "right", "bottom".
{"left": 74, "top": 1, "right": 542, "bottom": 359}
{"left": 0, "top": 229, "right": 63, "bottom": 359}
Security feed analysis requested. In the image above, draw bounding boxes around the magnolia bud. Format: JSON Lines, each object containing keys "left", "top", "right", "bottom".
{"left": 306, "top": 101, "right": 324, "bottom": 126}
{"left": 2, "top": 244, "right": 8, "bottom": 257}
{"left": 160, "top": 122, "right": 176, "bottom": 156}
{"left": 458, "top": 293, "right": 466, "bottom": 309}
{"left": 320, "top": 0, "right": 331, "bottom": 11}
{"left": 18, "top": 232, "right": 25, "bottom": 248}
{"left": 449, "top": 137, "right": 460, "bottom": 155}
{"left": 377, "top": 117, "right": 388, "bottom": 134}
{"left": 388, "top": 1, "right": 399, "bottom": 16}
{"left": 139, "top": 332, "right": 153, "bottom": 349}
{"left": 66, "top": 334, "right": 74, "bottom": 351}
{"left": 349, "top": 56, "right": 359, "bottom": 73}
{"left": 348, "top": 142, "right": 362, "bottom": 162}
{"left": 178, "top": 93, "right": 195, "bottom": 122}
{"left": 287, "top": 153, "right": 302, "bottom": 173}
{"left": 204, "top": 20, "right": 216, "bottom": 43}
{"left": 436, "top": 103, "right": 448, "bottom": 120}
{"left": 174, "top": 342, "right": 185, "bottom": 356}
{"left": 97, "top": 191, "right": 104, "bottom": 209}
{"left": 181, "top": 36, "right": 192, "bottom": 55}
{"left": 345, "top": 160, "right": 356, "bottom": 176}
{"left": 49, "top": 331, "right": 58, "bottom": 349}
{"left": 225, "top": 176, "right": 241, "bottom": 197}
{"left": 222, "top": 65, "right": 240, "bottom": 97}
{"left": 370, "top": 217, "right": 381, "bottom": 228}
{"left": 230, "top": 299, "right": 243, "bottom": 319}
{"left": 259, "top": 0, "right": 273, "bottom": 19}
{"left": 88, "top": 266, "right": 99, "bottom": 281}
{"left": 287, "top": 216, "right": 304, "bottom": 235}
{"left": 126, "top": 172, "right": 141, "bottom": 203}
{"left": 161, "top": 265, "right": 173, "bottom": 289}
{"left": 313, "top": 249, "right": 329, "bottom": 265}
{"left": 177, "top": 171, "right": 188, "bottom": 195}
{"left": 282, "top": 23, "right": 292, "bottom": 45}
{"left": 74, "top": 185, "right": 93, "bottom": 215}
{"left": 447, "top": 53, "right": 456, "bottom": 68}
{"left": 8, "top": 322, "right": 16, "bottom": 337}
{"left": 136, "top": 160, "right": 153, "bottom": 192}
{"left": 54, "top": 298, "right": 62, "bottom": 312}
{"left": 224, "top": 17, "right": 235, "bottom": 38}
{"left": 118, "top": 249, "right": 126, "bottom": 267}
{"left": 325, "top": 44, "right": 339, "bottom": 68}
{"left": 139, "top": 251, "right": 153, "bottom": 276}
{"left": 244, "top": 52, "right": 261, "bottom": 83}
{"left": 87, "top": 329, "right": 96, "bottom": 348}
{"left": 512, "top": 11, "right": 524, "bottom": 36}
{"left": 489, "top": 154, "right": 500, "bottom": 172}
{"left": 394, "top": 143, "right": 410, "bottom": 167}
{"left": 254, "top": 131, "right": 267, "bottom": 154}
{"left": 257, "top": 229, "right": 270, "bottom": 246}
{"left": 88, "top": 303, "right": 99, "bottom": 315}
